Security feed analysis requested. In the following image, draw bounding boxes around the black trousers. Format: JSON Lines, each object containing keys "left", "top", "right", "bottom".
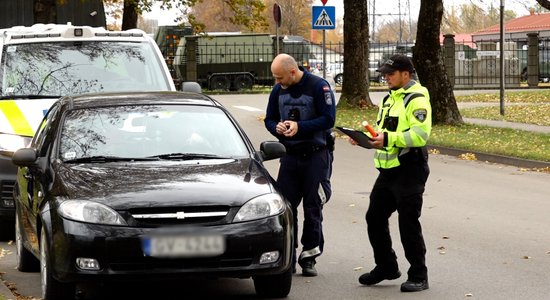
{"left": 277, "top": 148, "right": 332, "bottom": 264}
{"left": 366, "top": 160, "right": 430, "bottom": 281}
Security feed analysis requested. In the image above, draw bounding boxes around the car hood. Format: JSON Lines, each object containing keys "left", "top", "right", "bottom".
{"left": 51, "top": 158, "right": 276, "bottom": 209}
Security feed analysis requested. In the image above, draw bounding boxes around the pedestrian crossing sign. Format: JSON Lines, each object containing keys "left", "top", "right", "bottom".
{"left": 312, "top": 6, "right": 336, "bottom": 30}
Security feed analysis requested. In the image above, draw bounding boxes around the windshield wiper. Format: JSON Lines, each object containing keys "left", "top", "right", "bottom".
{"left": 64, "top": 156, "right": 159, "bottom": 163}
{"left": 146, "top": 153, "right": 228, "bottom": 160}
{"left": 0, "top": 95, "right": 62, "bottom": 100}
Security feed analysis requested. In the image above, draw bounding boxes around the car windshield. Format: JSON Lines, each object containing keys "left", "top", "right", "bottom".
{"left": 0, "top": 41, "right": 170, "bottom": 97}
{"left": 59, "top": 104, "right": 249, "bottom": 161}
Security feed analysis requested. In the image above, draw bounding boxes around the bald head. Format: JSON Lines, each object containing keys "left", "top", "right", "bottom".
{"left": 271, "top": 53, "right": 303, "bottom": 89}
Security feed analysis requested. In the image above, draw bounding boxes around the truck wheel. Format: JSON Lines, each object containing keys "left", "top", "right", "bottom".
{"left": 233, "top": 75, "right": 253, "bottom": 90}
{"left": 210, "top": 76, "right": 230, "bottom": 90}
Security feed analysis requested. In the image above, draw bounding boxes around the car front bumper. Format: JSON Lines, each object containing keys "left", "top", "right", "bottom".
{"left": 49, "top": 211, "right": 293, "bottom": 283}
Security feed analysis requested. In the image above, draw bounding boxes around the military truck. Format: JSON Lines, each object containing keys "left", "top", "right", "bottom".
{"left": 173, "top": 33, "right": 313, "bottom": 90}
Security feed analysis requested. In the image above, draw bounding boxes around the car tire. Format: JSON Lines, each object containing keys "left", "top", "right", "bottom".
{"left": 253, "top": 268, "right": 292, "bottom": 298}
{"left": 15, "top": 213, "right": 39, "bottom": 272}
{"left": 334, "top": 74, "right": 343, "bottom": 86}
{"left": 40, "top": 229, "right": 73, "bottom": 300}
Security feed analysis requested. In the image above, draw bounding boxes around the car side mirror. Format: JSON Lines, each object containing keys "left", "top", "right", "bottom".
{"left": 259, "top": 141, "right": 286, "bottom": 161}
{"left": 12, "top": 148, "right": 38, "bottom": 167}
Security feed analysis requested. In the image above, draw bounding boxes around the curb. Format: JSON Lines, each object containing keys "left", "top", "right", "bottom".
{"left": 429, "top": 145, "right": 550, "bottom": 170}
{"left": 0, "top": 278, "right": 15, "bottom": 300}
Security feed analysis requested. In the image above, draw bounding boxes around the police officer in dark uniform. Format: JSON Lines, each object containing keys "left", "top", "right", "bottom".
{"left": 265, "top": 53, "right": 336, "bottom": 277}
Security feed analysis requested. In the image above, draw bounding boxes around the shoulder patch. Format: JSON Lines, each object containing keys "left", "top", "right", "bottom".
{"left": 323, "top": 85, "right": 330, "bottom": 92}
{"left": 413, "top": 109, "right": 427, "bottom": 122}
{"left": 324, "top": 92, "right": 333, "bottom": 105}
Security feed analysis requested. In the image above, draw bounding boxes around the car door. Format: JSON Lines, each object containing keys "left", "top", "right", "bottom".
{"left": 17, "top": 103, "right": 61, "bottom": 253}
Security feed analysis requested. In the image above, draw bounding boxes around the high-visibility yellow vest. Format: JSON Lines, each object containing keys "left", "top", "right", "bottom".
{"left": 374, "top": 80, "right": 432, "bottom": 169}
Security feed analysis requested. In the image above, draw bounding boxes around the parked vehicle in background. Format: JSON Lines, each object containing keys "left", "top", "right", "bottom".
{"left": 0, "top": 23, "right": 176, "bottom": 238}
{"left": 154, "top": 25, "right": 194, "bottom": 85}
{"left": 173, "top": 33, "right": 314, "bottom": 91}
{"left": 12, "top": 90, "right": 293, "bottom": 300}
{"left": 326, "top": 60, "right": 384, "bottom": 86}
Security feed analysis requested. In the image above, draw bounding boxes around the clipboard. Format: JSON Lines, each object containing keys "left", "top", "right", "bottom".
{"left": 336, "top": 126, "right": 374, "bottom": 149}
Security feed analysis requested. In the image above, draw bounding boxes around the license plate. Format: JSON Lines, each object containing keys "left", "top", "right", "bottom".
{"left": 142, "top": 234, "right": 225, "bottom": 258}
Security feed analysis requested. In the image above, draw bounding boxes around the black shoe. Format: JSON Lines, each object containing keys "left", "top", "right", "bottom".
{"left": 401, "top": 279, "right": 429, "bottom": 292}
{"left": 299, "top": 260, "right": 318, "bottom": 277}
{"left": 358, "top": 269, "right": 401, "bottom": 286}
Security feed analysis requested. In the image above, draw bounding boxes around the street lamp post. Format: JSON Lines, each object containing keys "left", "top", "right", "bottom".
{"left": 500, "top": 0, "right": 505, "bottom": 116}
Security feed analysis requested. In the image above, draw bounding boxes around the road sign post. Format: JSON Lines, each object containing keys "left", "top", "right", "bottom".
{"left": 312, "top": 5, "right": 335, "bottom": 79}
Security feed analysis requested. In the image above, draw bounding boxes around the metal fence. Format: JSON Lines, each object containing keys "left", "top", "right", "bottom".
{"left": 162, "top": 35, "right": 550, "bottom": 91}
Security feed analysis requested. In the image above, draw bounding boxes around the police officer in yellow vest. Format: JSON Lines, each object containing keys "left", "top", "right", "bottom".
{"left": 352, "top": 54, "right": 432, "bottom": 292}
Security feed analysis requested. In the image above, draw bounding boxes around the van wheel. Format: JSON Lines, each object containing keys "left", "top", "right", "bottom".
{"left": 253, "top": 268, "right": 292, "bottom": 298}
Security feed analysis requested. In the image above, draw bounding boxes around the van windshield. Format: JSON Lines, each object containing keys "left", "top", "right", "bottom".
{"left": 0, "top": 41, "right": 171, "bottom": 97}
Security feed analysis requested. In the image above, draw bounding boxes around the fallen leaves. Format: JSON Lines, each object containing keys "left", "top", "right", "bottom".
{"left": 458, "top": 153, "right": 477, "bottom": 161}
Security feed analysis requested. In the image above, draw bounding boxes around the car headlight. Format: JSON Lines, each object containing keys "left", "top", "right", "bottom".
{"left": 233, "top": 193, "right": 285, "bottom": 222}
{"left": 58, "top": 200, "right": 127, "bottom": 225}
{"left": 0, "top": 133, "right": 31, "bottom": 155}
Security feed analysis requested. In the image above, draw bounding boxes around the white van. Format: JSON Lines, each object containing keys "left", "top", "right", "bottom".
{"left": 0, "top": 23, "right": 176, "bottom": 235}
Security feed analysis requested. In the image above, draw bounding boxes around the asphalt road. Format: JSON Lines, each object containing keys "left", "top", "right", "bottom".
{"left": 1, "top": 92, "right": 549, "bottom": 300}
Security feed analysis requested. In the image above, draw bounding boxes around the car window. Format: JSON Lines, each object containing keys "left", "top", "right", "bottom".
{"left": 0, "top": 41, "right": 170, "bottom": 97}
{"left": 32, "top": 102, "right": 60, "bottom": 155}
{"left": 59, "top": 104, "right": 249, "bottom": 161}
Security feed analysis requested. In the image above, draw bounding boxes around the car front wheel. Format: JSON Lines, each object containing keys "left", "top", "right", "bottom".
{"left": 40, "top": 229, "right": 73, "bottom": 300}
{"left": 16, "top": 213, "right": 39, "bottom": 272}
{"left": 253, "top": 268, "right": 292, "bottom": 298}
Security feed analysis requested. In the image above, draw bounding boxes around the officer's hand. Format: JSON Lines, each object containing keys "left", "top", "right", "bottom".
{"left": 369, "top": 132, "right": 384, "bottom": 149}
{"left": 276, "top": 122, "right": 288, "bottom": 135}
{"left": 348, "top": 137, "right": 358, "bottom": 146}
{"left": 282, "top": 120, "right": 298, "bottom": 137}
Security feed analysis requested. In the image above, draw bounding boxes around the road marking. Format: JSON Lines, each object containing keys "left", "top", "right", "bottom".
{"left": 233, "top": 105, "right": 263, "bottom": 112}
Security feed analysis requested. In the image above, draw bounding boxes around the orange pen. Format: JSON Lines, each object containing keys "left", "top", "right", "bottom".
{"left": 362, "top": 121, "right": 378, "bottom": 137}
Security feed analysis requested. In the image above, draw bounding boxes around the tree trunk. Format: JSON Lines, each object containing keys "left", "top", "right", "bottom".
{"left": 34, "top": 0, "right": 56, "bottom": 24}
{"left": 414, "top": 0, "right": 462, "bottom": 125}
{"left": 536, "top": 0, "right": 550, "bottom": 9}
{"left": 340, "top": 0, "right": 372, "bottom": 108}
{"left": 122, "top": 0, "right": 139, "bottom": 30}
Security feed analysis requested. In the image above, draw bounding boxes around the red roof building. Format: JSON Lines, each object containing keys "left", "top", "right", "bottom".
{"left": 472, "top": 9, "right": 550, "bottom": 41}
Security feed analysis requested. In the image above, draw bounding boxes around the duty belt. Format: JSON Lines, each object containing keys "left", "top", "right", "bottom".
{"left": 285, "top": 144, "right": 326, "bottom": 157}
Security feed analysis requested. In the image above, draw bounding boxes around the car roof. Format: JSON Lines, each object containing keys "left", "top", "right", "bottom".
{"left": 59, "top": 91, "right": 221, "bottom": 110}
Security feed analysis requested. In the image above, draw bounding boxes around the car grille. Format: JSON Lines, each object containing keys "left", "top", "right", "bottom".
{"left": 109, "top": 256, "right": 253, "bottom": 272}
{"left": 0, "top": 180, "right": 15, "bottom": 208}
{"left": 128, "top": 206, "right": 231, "bottom": 226}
